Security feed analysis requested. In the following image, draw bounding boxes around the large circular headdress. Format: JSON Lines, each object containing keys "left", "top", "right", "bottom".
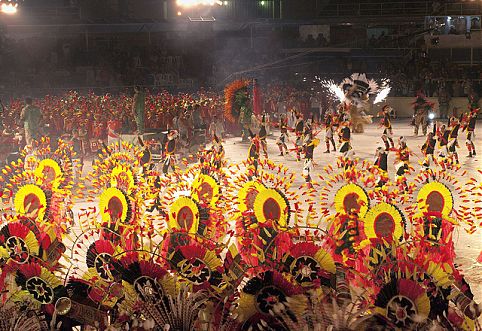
{"left": 253, "top": 188, "right": 290, "bottom": 228}
{"left": 110, "top": 165, "right": 136, "bottom": 195}
{"left": 99, "top": 187, "right": 130, "bottom": 223}
{"left": 13, "top": 184, "right": 48, "bottom": 222}
{"left": 191, "top": 173, "right": 220, "bottom": 207}
{"left": 363, "top": 203, "right": 405, "bottom": 243}
{"left": 282, "top": 242, "right": 336, "bottom": 288}
{"left": 237, "top": 180, "right": 264, "bottom": 214}
{"left": 34, "top": 158, "right": 64, "bottom": 190}
{"left": 0, "top": 222, "right": 40, "bottom": 265}
{"left": 334, "top": 183, "right": 369, "bottom": 217}
{"left": 236, "top": 271, "right": 307, "bottom": 329}
{"left": 416, "top": 181, "right": 453, "bottom": 216}
{"left": 168, "top": 196, "right": 200, "bottom": 234}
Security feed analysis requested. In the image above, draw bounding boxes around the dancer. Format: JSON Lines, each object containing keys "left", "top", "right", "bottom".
{"left": 247, "top": 129, "right": 260, "bottom": 177}
{"left": 339, "top": 120, "right": 352, "bottom": 157}
{"left": 374, "top": 146, "right": 388, "bottom": 187}
{"left": 259, "top": 114, "right": 268, "bottom": 158}
{"left": 421, "top": 125, "right": 437, "bottom": 171}
{"left": 302, "top": 131, "right": 319, "bottom": 189}
{"left": 395, "top": 136, "right": 411, "bottom": 190}
{"left": 294, "top": 113, "right": 304, "bottom": 161}
{"left": 435, "top": 122, "right": 449, "bottom": 164}
{"left": 339, "top": 120, "right": 354, "bottom": 168}
{"left": 210, "top": 133, "right": 225, "bottom": 169}
{"left": 412, "top": 92, "right": 433, "bottom": 136}
{"left": 323, "top": 110, "right": 337, "bottom": 153}
{"left": 378, "top": 105, "right": 395, "bottom": 151}
{"left": 448, "top": 116, "right": 461, "bottom": 164}
{"left": 277, "top": 115, "right": 289, "bottom": 156}
{"left": 162, "top": 129, "right": 178, "bottom": 175}
{"left": 464, "top": 106, "right": 478, "bottom": 158}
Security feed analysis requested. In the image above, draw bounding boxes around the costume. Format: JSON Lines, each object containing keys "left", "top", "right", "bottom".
{"left": 210, "top": 134, "right": 225, "bottom": 169}
{"left": 276, "top": 116, "right": 289, "bottom": 156}
{"left": 302, "top": 131, "right": 319, "bottom": 188}
{"left": 338, "top": 121, "right": 352, "bottom": 157}
{"left": 247, "top": 130, "right": 260, "bottom": 176}
{"left": 395, "top": 136, "right": 410, "bottom": 182}
{"left": 436, "top": 123, "right": 449, "bottom": 162}
{"left": 323, "top": 111, "right": 337, "bottom": 153}
{"left": 448, "top": 116, "right": 461, "bottom": 164}
{"left": 421, "top": 125, "right": 437, "bottom": 170}
{"left": 464, "top": 107, "right": 478, "bottom": 157}
{"left": 162, "top": 130, "right": 178, "bottom": 174}
{"left": 20, "top": 103, "right": 42, "bottom": 146}
{"left": 294, "top": 115, "right": 304, "bottom": 161}
{"left": 374, "top": 146, "right": 388, "bottom": 187}
{"left": 378, "top": 105, "right": 394, "bottom": 151}
{"left": 412, "top": 93, "right": 433, "bottom": 136}
{"left": 258, "top": 115, "right": 268, "bottom": 158}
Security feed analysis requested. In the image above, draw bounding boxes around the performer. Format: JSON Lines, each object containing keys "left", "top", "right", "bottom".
{"left": 277, "top": 115, "right": 289, "bottom": 156}
{"left": 210, "top": 134, "right": 225, "bottom": 169}
{"left": 162, "top": 130, "right": 178, "bottom": 175}
{"left": 294, "top": 113, "right": 304, "bottom": 161}
{"left": 393, "top": 136, "right": 412, "bottom": 191}
{"left": 258, "top": 114, "right": 268, "bottom": 158}
{"left": 132, "top": 85, "right": 145, "bottom": 135}
{"left": 20, "top": 97, "right": 42, "bottom": 146}
{"left": 323, "top": 110, "right": 337, "bottom": 153}
{"left": 374, "top": 146, "right": 388, "bottom": 187}
{"left": 463, "top": 106, "right": 478, "bottom": 158}
{"left": 448, "top": 116, "right": 461, "bottom": 164}
{"left": 421, "top": 125, "right": 437, "bottom": 170}
{"left": 302, "top": 132, "right": 320, "bottom": 189}
{"left": 412, "top": 92, "right": 432, "bottom": 136}
{"left": 247, "top": 129, "right": 260, "bottom": 177}
{"left": 435, "top": 122, "right": 449, "bottom": 163}
{"left": 339, "top": 120, "right": 353, "bottom": 158}
{"left": 378, "top": 105, "right": 394, "bottom": 151}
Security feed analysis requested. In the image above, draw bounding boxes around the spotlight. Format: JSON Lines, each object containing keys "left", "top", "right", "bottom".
{"left": 428, "top": 113, "right": 435, "bottom": 120}
{"left": 1, "top": 2, "right": 18, "bottom": 14}
{"left": 223, "top": 0, "right": 228, "bottom": 4}
{"left": 176, "top": 0, "right": 216, "bottom": 7}
{"left": 177, "top": 11, "right": 182, "bottom": 16}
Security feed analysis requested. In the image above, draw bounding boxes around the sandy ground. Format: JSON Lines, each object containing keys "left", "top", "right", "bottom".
{"left": 72, "top": 119, "right": 482, "bottom": 304}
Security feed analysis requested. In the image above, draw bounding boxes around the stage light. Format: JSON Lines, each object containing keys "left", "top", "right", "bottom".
{"left": 223, "top": 0, "right": 228, "bottom": 5}
{"left": 1, "top": 3, "right": 18, "bottom": 14}
{"left": 177, "top": 11, "right": 182, "bottom": 16}
{"left": 176, "top": 0, "right": 216, "bottom": 7}
{"left": 428, "top": 113, "right": 435, "bottom": 120}
{"left": 260, "top": 1, "right": 265, "bottom": 5}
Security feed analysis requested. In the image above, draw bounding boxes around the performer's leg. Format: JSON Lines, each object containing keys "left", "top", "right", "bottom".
{"left": 277, "top": 143, "right": 284, "bottom": 156}
{"left": 382, "top": 135, "right": 390, "bottom": 151}
{"left": 388, "top": 137, "right": 394, "bottom": 149}
{"left": 331, "top": 137, "right": 336, "bottom": 151}
{"left": 324, "top": 140, "right": 330, "bottom": 153}
{"left": 422, "top": 116, "right": 428, "bottom": 136}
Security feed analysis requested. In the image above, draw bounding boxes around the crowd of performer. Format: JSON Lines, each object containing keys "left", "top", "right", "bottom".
{"left": 2, "top": 85, "right": 480, "bottom": 191}
{"left": 234, "top": 93, "right": 479, "bottom": 190}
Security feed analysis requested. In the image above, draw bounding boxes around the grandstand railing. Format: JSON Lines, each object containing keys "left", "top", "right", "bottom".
{"left": 319, "top": 1, "right": 481, "bottom": 18}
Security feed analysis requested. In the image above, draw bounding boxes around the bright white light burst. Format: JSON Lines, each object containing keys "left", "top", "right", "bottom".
{"left": 1, "top": 3, "right": 18, "bottom": 14}
{"left": 176, "top": 0, "right": 217, "bottom": 7}
{"left": 321, "top": 80, "right": 346, "bottom": 102}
